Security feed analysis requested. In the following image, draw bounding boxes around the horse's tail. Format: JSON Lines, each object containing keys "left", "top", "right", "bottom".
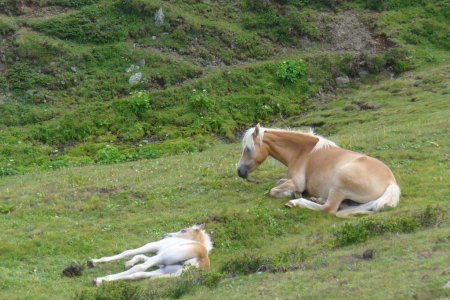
{"left": 336, "top": 183, "right": 400, "bottom": 218}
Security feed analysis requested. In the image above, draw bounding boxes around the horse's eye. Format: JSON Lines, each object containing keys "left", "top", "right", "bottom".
{"left": 180, "top": 229, "right": 187, "bottom": 233}
{"left": 244, "top": 147, "right": 251, "bottom": 154}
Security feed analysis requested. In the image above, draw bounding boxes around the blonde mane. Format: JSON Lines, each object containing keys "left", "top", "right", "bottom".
{"left": 241, "top": 126, "right": 337, "bottom": 153}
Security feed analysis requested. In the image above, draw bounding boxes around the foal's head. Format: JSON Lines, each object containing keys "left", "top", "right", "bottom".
{"left": 165, "top": 224, "right": 213, "bottom": 251}
{"left": 237, "top": 124, "right": 269, "bottom": 179}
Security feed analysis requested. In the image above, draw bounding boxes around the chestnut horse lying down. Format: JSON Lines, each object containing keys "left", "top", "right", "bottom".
{"left": 88, "top": 224, "right": 212, "bottom": 286}
{"left": 237, "top": 124, "right": 400, "bottom": 218}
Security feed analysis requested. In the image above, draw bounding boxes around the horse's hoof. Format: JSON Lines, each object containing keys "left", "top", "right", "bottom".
{"left": 284, "top": 202, "right": 293, "bottom": 208}
{"left": 87, "top": 260, "right": 95, "bottom": 268}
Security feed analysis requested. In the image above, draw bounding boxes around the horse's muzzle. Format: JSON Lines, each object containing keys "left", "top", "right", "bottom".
{"left": 237, "top": 165, "right": 249, "bottom": 179}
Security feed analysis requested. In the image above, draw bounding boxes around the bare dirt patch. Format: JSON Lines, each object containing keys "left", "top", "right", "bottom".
{"left": 318, "top": 12, "right": 388, "bottom": 53}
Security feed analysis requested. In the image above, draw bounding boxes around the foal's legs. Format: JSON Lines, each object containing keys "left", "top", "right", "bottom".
{"left": 94, "top": 265, "right": 184, "bottom": 286}
{"left": 270, "top": 179, "right": 297, "bottom": 198}
{"left": 125, "top": 254, "right": 151, "bottom": 269}
{"left": 88, "top": 240, "right": 164, "bottom": 267}
{"left": 94, "top": 244, "right": 198, "bottom": 285}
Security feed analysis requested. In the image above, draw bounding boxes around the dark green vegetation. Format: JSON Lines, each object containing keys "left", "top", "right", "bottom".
{"left": 0, "top": 0, "right": 449, "bottom": 299}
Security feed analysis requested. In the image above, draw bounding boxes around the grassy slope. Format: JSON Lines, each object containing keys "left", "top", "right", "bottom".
{"left": 4, "top": 0, "right": 448, "bottom": 174}
{"left": 1, "top": 0, "right": 450, "bottom": 299}
{"left": 0, "top": 62, "right": 449, "bottom": 299}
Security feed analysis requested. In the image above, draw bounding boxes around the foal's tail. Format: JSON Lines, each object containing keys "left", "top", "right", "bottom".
{"left": 336, "top": 183, "right": 400, "bottom": 218}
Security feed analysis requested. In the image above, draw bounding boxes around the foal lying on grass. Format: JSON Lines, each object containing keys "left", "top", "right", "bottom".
{"left": 88, "top": 224, "right": 212, "bottom": 286}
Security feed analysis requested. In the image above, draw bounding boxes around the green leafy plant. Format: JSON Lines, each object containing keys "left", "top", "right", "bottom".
{"left": 189, "top": 89, "right": 215, "bottom": 115}
{"left": 96, "top": 145, "right": 126, "bottom": 164}
{"left": 276, "top": 59, "right": 307, "bottom": 83}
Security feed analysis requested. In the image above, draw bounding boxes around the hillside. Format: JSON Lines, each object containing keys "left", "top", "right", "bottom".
{"left": 0, "top": 0, "right": 449, "bottom": 299}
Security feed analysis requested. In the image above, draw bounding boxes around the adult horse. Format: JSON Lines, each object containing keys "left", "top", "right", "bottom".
{"left": 236, "top": 124, "right": 400, "bottom": 218}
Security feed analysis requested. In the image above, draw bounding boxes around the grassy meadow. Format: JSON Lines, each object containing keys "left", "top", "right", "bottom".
{"left": 0, "top": 0, "right": 449, "bottom": 299}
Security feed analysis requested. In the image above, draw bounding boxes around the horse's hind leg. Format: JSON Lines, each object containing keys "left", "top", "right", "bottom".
{"left": 285, "top": 189, "right": 344, "bottom": 216}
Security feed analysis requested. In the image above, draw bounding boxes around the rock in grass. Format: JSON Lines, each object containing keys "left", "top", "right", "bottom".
{"left": 129, "top": 72, "right": 143, "bottom": 85}
{"left": 335, "top": 76, "right": 350, "bottom": 86}
{"left": 444, "top": 281, "right": 450, "bottom": 289}
{"left": 62, "top": 264, "right": 84, "bottom": 277}
{"left": 155, "top": 7, "right": 164, "bottom": 27}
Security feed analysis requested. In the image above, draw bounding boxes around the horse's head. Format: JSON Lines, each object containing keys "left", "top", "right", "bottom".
{"left": 164, "top": 224, "right": 213, "bottom": 251}
{"left": 237, "top": 124, "right": 269, "bottom": 179}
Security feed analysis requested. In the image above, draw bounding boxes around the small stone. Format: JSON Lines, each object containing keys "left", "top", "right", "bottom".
{"left": 335, "top": 76, "right": 350, "bottom": 86}
{"left": 358, "top": 70, "right": 369, "bottom": 77}
{"left": 152, "top": 36, "right": 157, "bottom": 40}
{"left": 444, "top": 281, "right": 450, "bottom": 289}
{"left": 126, "top": 64, "right": 139, "bottom": 73}
{"left": 70, "top": 66, "right": 77, "bottom": 73}
{"left": 129, "top": 72, "right": 143, "bottom": 85}
{"left": 137, "top": 59, "right": 146, "bottom": 67}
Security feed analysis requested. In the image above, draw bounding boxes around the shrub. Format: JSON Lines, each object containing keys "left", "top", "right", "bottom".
{"left": 189, "top": 89, "right": 215, "bottom": 115}
{"left": 128, "top": 91, "right": 151, "bottom": 116}
{"left": 276, "top": 59, "right": 307, "bottom": 83}
{"left": 0, "top": 166, "right": 19, "bottom": 176}
{"left": 0, "top": 202, "right": 14, "bottom": 214}
{"left": 384, "top": 48, "right": 414, "bottom": 74}
{"left": 0, "top": 16, "right": 16, "bottom": 36}
{"left": 96, "top": 145, "right": 126, "bottom": 164}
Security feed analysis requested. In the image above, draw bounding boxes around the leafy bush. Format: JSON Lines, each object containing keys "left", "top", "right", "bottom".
{"left": 384, "top": 48, "right": 414, "bottom": 74}
{"left": 0, "top": 202, "right": 14, "bottom": 214}
{"left": 127, "top": 91, "right": 151, "bottom": 116}
{"left": 276, "top": 59, "right": 307, "bottom": 83}
{"left": 0, "top": 16, "right": 16, "bottom": 36}
{"left": 189, "top": 89, "right": 215, "bottom": 115}
{"left": 0, "top": 166, "right": 19, "bottom": 176}
{"left": 96, "top": 145, "right": 126, "bottom": 164}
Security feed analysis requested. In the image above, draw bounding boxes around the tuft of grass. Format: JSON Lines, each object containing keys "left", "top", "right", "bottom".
{"left": 333, "top": 206, "right": 447, "bottom": 247}
{"left": 220, "top": 246, "right": 308, "bottom": 276}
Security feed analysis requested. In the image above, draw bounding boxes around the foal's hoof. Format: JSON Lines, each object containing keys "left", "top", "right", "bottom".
{"left": 93, "top": 278, "right": 103, "bottom": 287}
{"left": 87, "top": 260, "right": 95, "bottom": 268}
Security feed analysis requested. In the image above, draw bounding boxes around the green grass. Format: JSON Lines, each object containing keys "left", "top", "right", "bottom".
{"left": 1, "top": 1, "right": 450, "bottom": 298}
{"left": 1, "top": 62, "right": 449, "bottom": 299}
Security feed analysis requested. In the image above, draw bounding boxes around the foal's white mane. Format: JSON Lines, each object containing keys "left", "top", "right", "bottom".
{"left": 192, "top": 224, "right": 213, "bottom": 252}
{"left": 242, "top": 126, "right": 337, "bottom": 153}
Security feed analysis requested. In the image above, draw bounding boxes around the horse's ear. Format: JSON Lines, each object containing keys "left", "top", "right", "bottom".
{"left": 198, "top": 223, "right": 205, "bottom": 230}
{"left": 253, "top": 123, "right": 260, "bottom": 138}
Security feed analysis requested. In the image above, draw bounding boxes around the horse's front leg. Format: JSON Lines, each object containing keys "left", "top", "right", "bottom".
{"left": 88, "top": 240, "right": 165, "bottom": 268}
{"left": 270, "top": 179, "right": 299, "bottom": 198}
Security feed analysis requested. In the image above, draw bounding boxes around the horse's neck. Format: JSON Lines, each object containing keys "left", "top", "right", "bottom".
{"left": 264, "top": 131, "right": 317, "bottom": 165}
